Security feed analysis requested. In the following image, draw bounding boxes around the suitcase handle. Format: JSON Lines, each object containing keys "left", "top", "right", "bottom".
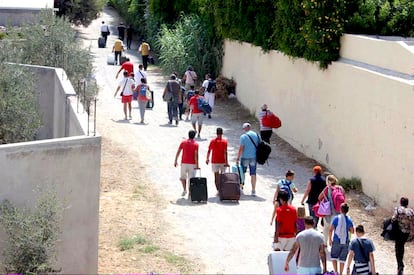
{"left": 194, "top": 168, "right": 201, "bottom": 177}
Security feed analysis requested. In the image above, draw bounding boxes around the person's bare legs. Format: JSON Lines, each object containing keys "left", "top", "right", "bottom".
{"left": 123, "top": 103, "right": 128, "bottom": 119}
{"left": 251, "top": 174, "right": 256, "bottom": 192}
{"left": 180, "top": 178, "right": 187, "bottom": 196}
{"left": 197, "top": 124, "right": 202, "bottom": 136}
{"left": 128, "top": 102, "right": 132, "bottom": 118}
{"left": 214, "top": 171, "right": 220, "bottom": 191}
{"left": 339, "top": 261, "right": 345, "bottom": 275}
{"left": 332, "top": 259, "right": 338, "bottom": 274}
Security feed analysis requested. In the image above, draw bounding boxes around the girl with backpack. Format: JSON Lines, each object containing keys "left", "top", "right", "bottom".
{"left": 134, "top": 78, "right": 152, "bottom": 124}
{"left": 318, "top": 174, "right": 346, "bottom": 246}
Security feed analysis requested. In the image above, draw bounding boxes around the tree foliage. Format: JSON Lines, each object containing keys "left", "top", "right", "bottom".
{"left": 156, "top": 15, "right": 223, "bottom": 78}
{"left": 0, "top": 189, "right": 63, "bottom": 273}
{"left": 56, "top": 0, "right": 105, "bottom": 26}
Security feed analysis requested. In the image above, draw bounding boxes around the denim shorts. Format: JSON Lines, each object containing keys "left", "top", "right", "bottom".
{"left": 297, "top": 266, "right": 321, "bottom": 275}
{"left": 240, "top": 158, "right": 257, "bottom": 175}
{"left": 331, "top": 240, "right": 349, "bottom": 262}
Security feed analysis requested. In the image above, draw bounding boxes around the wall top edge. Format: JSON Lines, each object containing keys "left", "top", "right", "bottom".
{"left": 0, "top": 135, "right": 101, "bottom": 150}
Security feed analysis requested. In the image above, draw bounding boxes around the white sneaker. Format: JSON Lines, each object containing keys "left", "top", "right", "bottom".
{"left": 251, "top": 190, "right": 256, "bottom": 197}
{"left": 181, "top": 190, "right": 187, "bottom": 196}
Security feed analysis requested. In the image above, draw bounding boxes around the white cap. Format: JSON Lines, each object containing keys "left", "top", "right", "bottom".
{"left": 242, "top": 122, "right": 251, "bottom": 129}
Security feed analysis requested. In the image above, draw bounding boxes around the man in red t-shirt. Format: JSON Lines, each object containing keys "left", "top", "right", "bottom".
{"left": 206, "top": 127, "right": 229, "bottom": 192}
{"left": 271, "top": 191, "right": 298, "bottom": 251}
{"left": 115, "top": 59, "right": 134, "bottom": 78}
{"left": 186, "top": 90, "right": 204, "bottom": 138}
{"left": 174, "top": 130, "right": 199, "bottom": 196}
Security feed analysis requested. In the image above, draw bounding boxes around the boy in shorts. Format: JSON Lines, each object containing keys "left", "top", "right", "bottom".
{"left": 174, "top": 130, "right": 199, "bottom": 196}
{"left": 329, "top": 203, "right": 354, "bottom": 275}
{"left": 206, "top": 128, "right": 229, "bottom": 194}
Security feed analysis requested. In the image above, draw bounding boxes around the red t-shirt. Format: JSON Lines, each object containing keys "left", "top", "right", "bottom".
{"left": 179, "top": 139, "right": 198, "bottom": 164}
{"left": 208, "top": 137, "right": 227, "bottom": 164}
{"left": 188, "top": 95, "right": 202, "bottom": 114}
{"left": 121, "top": 61, "right": 134, "bottom": 74}
{"left": 276, "top": 204, "right": 298, "bottom": 238}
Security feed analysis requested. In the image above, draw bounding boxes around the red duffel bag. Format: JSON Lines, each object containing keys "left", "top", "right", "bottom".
{"left": 262, "top": 112, "right": 282, "bottom": 129}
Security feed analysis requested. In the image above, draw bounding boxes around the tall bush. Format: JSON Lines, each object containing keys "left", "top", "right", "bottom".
{"left": 0, "top": 189, "right": 63, "bottom": 273}
{"left": 0, "top": 59, "right": 41, "bottom": 144}
{"left": 156, "top": 15, "right": 222, "bottom": 79}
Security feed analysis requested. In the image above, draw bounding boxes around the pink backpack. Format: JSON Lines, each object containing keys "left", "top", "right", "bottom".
{"left": 331, "top": 186, "right": 345, "bottom": 212}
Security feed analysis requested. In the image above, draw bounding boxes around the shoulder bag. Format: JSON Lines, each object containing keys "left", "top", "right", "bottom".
{"left": 163, "top": 81, "right": 174, "bottom": 102}
{"left": 120, "top": 78, "right": 128, "bottom": 96}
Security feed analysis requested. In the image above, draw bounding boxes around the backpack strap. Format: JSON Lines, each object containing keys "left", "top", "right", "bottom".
{"left": 245, "top": 133, "right": 258, "bottom": 148}
{"left": 356, "top": 238, "right": 369, "bottom": 263}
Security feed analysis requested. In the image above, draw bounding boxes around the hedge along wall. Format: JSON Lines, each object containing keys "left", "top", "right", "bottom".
{"left": 221, "top": 36, "right": 414, "bottom": 207}
{"left": 208, "top": 0, "right": 345, "bottom": 68}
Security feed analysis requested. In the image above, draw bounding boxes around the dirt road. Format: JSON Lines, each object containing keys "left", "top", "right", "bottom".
{"left": 78, "top": 6, "right": 413, "bottom": 274}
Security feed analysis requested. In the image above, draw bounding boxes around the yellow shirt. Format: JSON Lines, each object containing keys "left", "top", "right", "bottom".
{"left": 113, "top": 39, "right": 123, "bottom": 51}
{"left": 140, "top": 42, "right": 150, "bottom": 56}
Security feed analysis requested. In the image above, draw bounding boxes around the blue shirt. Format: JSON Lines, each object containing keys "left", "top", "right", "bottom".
{"left": 240, "top": 130, "right": 259, "bottom": 158}
{"left": 331, "top": 214, "right": 354, "bottom": 242}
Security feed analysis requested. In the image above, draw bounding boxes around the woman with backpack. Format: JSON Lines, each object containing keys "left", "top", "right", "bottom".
{"left": 318, "top": 174, "right": 346, "bottom": 245}
{"left": 134, "top": 78, "right": 151, "bottom": 124}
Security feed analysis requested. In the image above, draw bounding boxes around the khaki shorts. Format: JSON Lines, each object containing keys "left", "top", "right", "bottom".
{"left": 212, "top": 163, "right": 226, "bottom": 173}
{"left": 191, "top": 112, "right": 204, "bottom": 125}
{"left": 180, "top": 164, "right": 196, "bottom": 180}
{"left": 274, "top": 237, "right": 296, "bottom": 251}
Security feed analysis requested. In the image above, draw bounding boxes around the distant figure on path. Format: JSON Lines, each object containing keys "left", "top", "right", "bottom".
{"left": 112, "top": 38, "right": 124, "bottom": 66}
{"left": 113, "top": 71, "right": 135, "bottom": 120}
{"left": 182, "top": 66, "right": 197, "bottom": 91}
{"left": 135, "top": 64, "right": 147, "bottom": 83}
{"left": 139, "top": 39, "right": 150, "bottom": 71}
{"left": 174, "top": 130, "right": 199, "bottom": 197}
{"left": 100, "top": 21, "right": 110, "bottom": 43}
{"left": 126, "top": 25, "right": 133, "bottom": 49}
{"left": 117, "top": 22, "right": 126, "bottom": 41}
{"left": 162, "top": 74, "right": 181, "bottom": 125}
{"left": 201, "top": 73, "right": 216, "bottom": 119}
{"left": 186, "top": 90, "right": 204, "bottom": 138}
{"left": 258, "top": 104, "right": 273, "bottom": 143}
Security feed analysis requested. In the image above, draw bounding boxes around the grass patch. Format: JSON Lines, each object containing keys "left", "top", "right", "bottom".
{"left": 164, "top": 251, "right": 187, "bottom": 265}
{"left": 339, "top": 177, "right": 362, "bottom": 192}
{"left": 118, "top": 234, "right": 149, "bottom": 251}
{"left": 140, "top": 245, "right": 160, "bottom": 253}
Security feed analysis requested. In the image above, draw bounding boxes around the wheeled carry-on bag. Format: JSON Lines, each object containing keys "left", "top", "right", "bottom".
{"left": 231, "top": 164, "right": 244, "bottom": 184}
{"left": 268, "top": 251, "right": 297, "bottom": 275}
{"left": 219, "top": 167, "right": 240, "bottom": 201}
{"left": 98, "top": 36, "right": 106, "bottom": 48}
{"left": 146, "top": 90, "right": 154, "bottom": 109}
{"left": 190, "top": 169, "right": 208, "bottom": 203}
{"left": 107, "top": 54, "right": 115, "bottom": 65}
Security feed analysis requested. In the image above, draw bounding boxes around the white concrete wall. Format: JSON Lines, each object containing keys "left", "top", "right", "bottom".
{"left": 0, "top": 136, "right": 100, "bottom": 273}
{"left": 222, "top": 38, "right": 414, "bottom": 207}
{"left": 0, "top": 65, "right": 100, "bottom": 273}
{"left": 340, "top": 34, "right": 414, "bottom": 75}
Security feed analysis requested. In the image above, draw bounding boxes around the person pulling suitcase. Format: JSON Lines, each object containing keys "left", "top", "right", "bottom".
{"left": 174, "top": 130, "right": 199, "bottom": 197}
{"left": 206, "top": 127, "right": 229, "bottom": 195}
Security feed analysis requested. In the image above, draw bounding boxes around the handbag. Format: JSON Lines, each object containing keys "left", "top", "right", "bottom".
{"left": 262, "top": 111, "right": 282, "bottom": 128}
{"left": 312, "top": 202, "right": 326, "bottom": 218}
{"left": 317, "top": 194, "right": 332, "bottom": 216}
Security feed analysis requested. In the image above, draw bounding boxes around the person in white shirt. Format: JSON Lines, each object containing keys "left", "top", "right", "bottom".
{"left": 100, "top": 21, "right": 110, "bottom": 43}
{"left": 182, "top": 66, "right": 197, "bottom": 91}
{"left": 201, "top": 73, "right": 215, "bottom": 119}
{"left": 114, "top": 71, "right": 135, "bottom": 120}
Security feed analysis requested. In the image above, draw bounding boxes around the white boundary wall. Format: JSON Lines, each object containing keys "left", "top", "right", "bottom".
{"left": 222, "top": 35, "right": 414, "bottom": 207}
{"left": 0, "top": 65, "right": 100, "bottom": 273}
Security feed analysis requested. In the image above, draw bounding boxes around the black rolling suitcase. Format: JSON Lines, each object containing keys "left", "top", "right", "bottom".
{"left": 190, "top": 169, "right": 207, "bottom": 202}
{"left": 219, "top": 168, "right": 241, "bottom": 201}
{"left": 98, "top": 36, "right": 106, "bottom": 48}
{"left": 146, "top": 90, "right": 154, "bottom": 109}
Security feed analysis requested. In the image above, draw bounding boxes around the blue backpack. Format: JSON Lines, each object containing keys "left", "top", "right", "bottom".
{"left": 197, "top": 96, "right": 212, "bottom": 114}
{"left": 279, "top": 179, "right": 293, "bottom": 201}
{"left": 139, "top": 85, "right": 147, "bottom": 96}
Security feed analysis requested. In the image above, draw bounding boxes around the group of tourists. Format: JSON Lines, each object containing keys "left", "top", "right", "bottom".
{"left": 271, "top": 165, "right": 413, "bottom": 275}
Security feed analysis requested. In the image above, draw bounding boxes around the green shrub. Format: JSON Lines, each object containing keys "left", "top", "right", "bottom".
{"left": 118, "top": 234, "right": 149, "bottom": 251}
{"left": 0, "top": 190, "right": 62, "bottom": 274}
{"left": 0, "top": 62, "right": 41, "bottom": 144}
{"left": 339, "top": 177, "right": 362, "bottom": 192}
{"left": 156, "top": 14, "right": 223, "bottom": 79}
